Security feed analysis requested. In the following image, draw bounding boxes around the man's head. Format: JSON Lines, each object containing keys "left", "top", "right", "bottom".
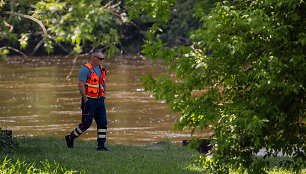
{"left": 91, "top": 49, "right": 105, "bottom": 66}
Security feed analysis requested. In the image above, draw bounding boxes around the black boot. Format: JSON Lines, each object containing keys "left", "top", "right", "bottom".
{"left": 97, "top": 145, "right": 110, "bottom": 151}
{"left": 65, "top": 135, "right": 74, "bottom": 148}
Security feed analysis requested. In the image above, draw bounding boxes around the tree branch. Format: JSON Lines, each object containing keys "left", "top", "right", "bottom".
{"left": 0, "top": 46, "right": 27, "bottom": 57}
{"left": 31, "top": 38, "right": 45, "bottom": 56}
{"left": 2, "top": 11, "right": 47, "bottom": 36}
{"left": 3, "top": 20, "right": 13, "bottom": 32}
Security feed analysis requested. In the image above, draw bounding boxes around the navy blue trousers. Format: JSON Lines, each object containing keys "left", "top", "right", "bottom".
{"left": 70, "top": 97, "right": 107, "bottom": 146}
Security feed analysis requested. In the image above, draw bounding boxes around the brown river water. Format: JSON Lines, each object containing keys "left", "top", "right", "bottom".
{"left": 0, "top": 55, "right": 210, "bottom": 145}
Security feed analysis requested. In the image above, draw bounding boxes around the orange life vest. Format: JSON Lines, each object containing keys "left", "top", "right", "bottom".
{"left": 84, "top": 63, "right": 106, "bottom": 98}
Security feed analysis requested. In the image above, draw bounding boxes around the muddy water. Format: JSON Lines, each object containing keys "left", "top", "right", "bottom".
{"left": 0, "top": 55, "right": 210, "bottom": 145}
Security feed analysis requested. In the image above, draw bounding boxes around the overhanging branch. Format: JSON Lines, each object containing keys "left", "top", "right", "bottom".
{"left": 0, "top": 46, "right": 27, "bottom": 57}
{"left": 2, "top": 11, "right": 47, "bottom": 36}
{"left": 3, "top": 11, "right": 72, "bottom": 55}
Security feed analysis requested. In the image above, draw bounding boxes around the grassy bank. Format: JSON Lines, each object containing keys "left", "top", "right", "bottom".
{"left": 0, "top": 137, "right": 305, "bottom": 174}
{"left": 0, "top": 137, "right": 201, "bottom": 174}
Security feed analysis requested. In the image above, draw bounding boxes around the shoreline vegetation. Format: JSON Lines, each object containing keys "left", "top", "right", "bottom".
{"left": 0, "top": 137, "right": 304, "bottom": 174}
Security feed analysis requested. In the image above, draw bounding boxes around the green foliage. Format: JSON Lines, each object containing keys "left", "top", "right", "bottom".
{"left": 137, "top": 0, "right": 306, "bottom": 173}
{"left": 127, "top": 0, "right": 175, "bottom": 25}
{"left": 0, "top": 1, "right": 6, "bottom": 8}
{"left": 193, "top": 155, "right": 306, "bottom": 174}
{"left": 0, "top": 49, "right": 8, "bottom": 62}
{"left": 1, "top": 0, "right": 41, "bottom": 48}
{"left": 128, "top": 0, "right": 202, "bottom": 47}
{"left": 1, "top": 0, "right": 123, "bottom": 56}
{"left": 159, "top": 0, "right": 200, "bottom": 44}
{"left": 1, "top": 0, "right": 207, "bottom": 56}
{"left": 0, "top": 156, "right": 78, "bottom": 174}
{"left": 34, "top": 0, "right": 121, "bottom": 55}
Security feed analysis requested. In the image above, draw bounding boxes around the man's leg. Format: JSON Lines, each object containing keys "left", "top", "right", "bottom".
{"left": 65, "top": 99, "right": 94, "bottom": 148}
{"left": 94, "top": 98, "right": 109, "bottom": 151}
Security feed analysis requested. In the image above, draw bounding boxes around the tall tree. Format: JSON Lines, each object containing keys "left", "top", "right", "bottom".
{"left": 130, "top": 0, "right": 305, "bottom": 173}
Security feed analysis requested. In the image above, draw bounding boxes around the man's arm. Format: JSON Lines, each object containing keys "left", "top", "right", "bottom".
{"left": 78, "top": 80, "right": 88, "bottom": 102}
{"left": 103, "top": 82, "right": 106, "bottom": 97}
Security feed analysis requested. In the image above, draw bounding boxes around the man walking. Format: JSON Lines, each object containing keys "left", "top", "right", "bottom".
{"left": 65, "top": 49, "right": 110, "bottom": 151}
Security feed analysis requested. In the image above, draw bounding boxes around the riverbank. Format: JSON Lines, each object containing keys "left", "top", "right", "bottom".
{"left": 1, "top": 137, "right": 201, "bottom": 174}
{"left": 0, "top": 137, "right": 304, "bottom": 174}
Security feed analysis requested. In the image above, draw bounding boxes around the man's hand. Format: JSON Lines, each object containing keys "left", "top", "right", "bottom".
{"left": 78, "top": 80, "right": 88, "bottom": 102}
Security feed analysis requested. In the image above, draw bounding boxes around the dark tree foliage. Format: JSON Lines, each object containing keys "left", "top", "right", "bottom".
{"left": 159, "top": 0, "right": 199, "bottom": 46}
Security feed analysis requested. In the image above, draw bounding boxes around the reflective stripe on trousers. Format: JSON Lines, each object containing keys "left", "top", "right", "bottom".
{"left": 98, "top": 128, "right": 107, "bottom": 140}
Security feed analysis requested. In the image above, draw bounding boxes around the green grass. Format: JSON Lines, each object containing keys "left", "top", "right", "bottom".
{"left": 0, "top": 137, "right": 201, "bottom": 174}
{"left": 1, "top": 156, "right": 77, "bottom": 174}
{"left": 0, "top": 137, "right": 305, "bottom": 174}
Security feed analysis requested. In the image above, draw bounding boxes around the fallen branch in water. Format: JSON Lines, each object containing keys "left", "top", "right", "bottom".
{"left": 66, "top": 54, "right": 79, "bottom": 80}
{"left": 65, "top": 49, "right": 95, "bottom": 80}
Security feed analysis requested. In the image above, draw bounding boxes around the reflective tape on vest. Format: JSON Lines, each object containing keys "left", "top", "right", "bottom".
{"left": 98, "top": 129, "right": 107, "bottom": 133}
{"left": 98, "top": 135, "right": 106, "bottom": 138}
{"left": 85, "top": 83, "right": 99, "bottom": 88}
{"left": 87, "top": 96, "right": 99, "bottom": 99}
